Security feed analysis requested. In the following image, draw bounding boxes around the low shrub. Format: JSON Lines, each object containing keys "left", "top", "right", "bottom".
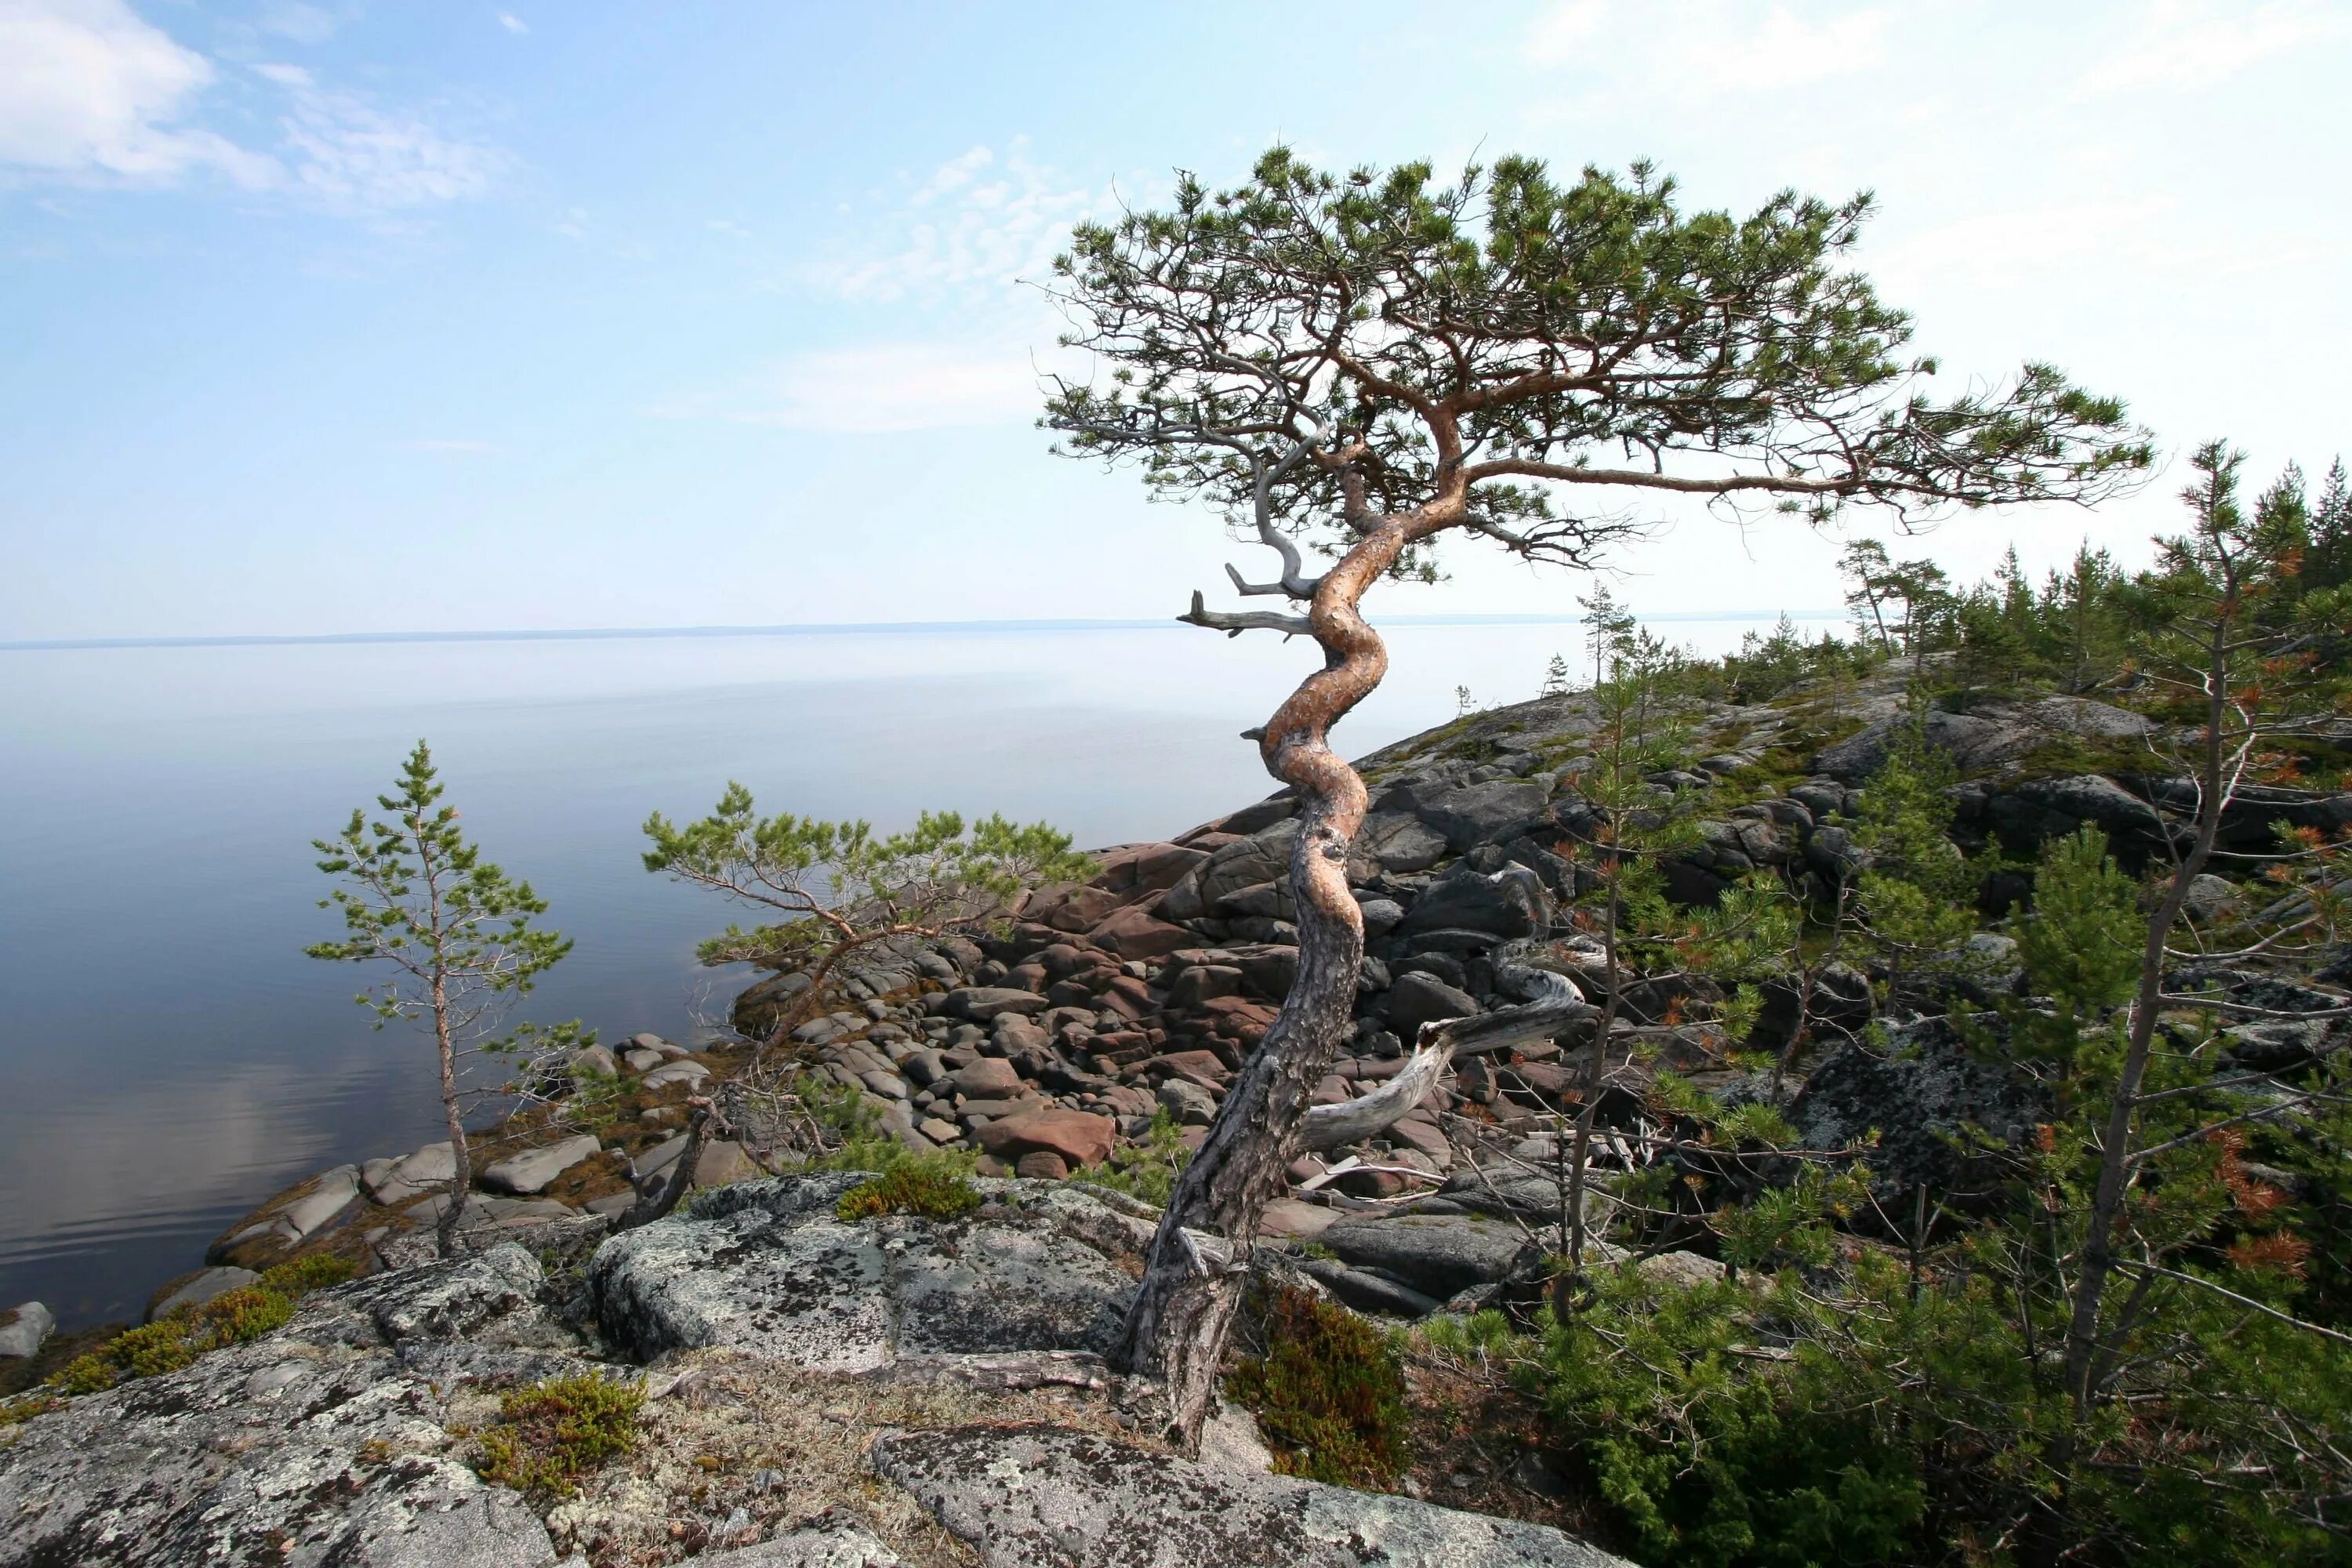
{"left": 474, "top": 1372, "right": 644, "bottom": 1499}
{"left": 258, "top": 1254, "right": 358, "bottom": 1295}
{"left": 1226, "top": 1285, "right": 1409, "bottom": 1489}
{"left": 40, "top": 1252, "right": 353, "bottom": 1399}
{"left": 836, "top": 1157, "right": 982, "bottom": 1221}
{"left": 1076, "top": 1109, "right": 1192, "bottom": 1207}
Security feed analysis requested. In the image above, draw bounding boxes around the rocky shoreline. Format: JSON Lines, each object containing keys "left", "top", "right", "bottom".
{"left": 4, "top": 662, "right": 2347, "bottom": 1565}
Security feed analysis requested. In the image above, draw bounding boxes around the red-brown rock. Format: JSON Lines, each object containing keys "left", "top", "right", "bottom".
{"left": 1142, "top": 1050, "right": 1231, "bottom": 1087}
{"left": 1086, "top": 906, "right": 1195, "bottom": 962}
{"left": 1014, "top": 1151, "right": 1071, "bottom": 1180}
{"left": 1088, "top": 841, "right": 1210, "bottom": 896}
{"left": 975, "top": 1109, "right": 1116, "bottom": 1169}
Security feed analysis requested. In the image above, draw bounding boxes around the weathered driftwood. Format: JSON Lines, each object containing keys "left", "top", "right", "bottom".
{"left": 1298, "top": 987, "right": 1589, "bottom": 1153}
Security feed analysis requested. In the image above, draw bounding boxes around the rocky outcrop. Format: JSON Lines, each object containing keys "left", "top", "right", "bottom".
{"left": 870, "top": 1424, "right": 1631, "bottom": 1567}
{"left": 588, "top": 1175, "right": 1143, "bottom": 1372}
{"left": 0, "top": 1246, "right": 573, "bottom": 1566}
{"left": 2, "top": 1172, "right": 1630, "bottom": 1566}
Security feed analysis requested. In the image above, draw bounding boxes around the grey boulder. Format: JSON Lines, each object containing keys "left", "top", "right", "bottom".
{"left": 478, "top": 1134, "right": 602, "bottom": 1196}
{"left": 1314, "top": 1214, "right": 1538, "bottom": 1301}
{"left": 588, "top": 1174, "right": 1142, "bottom": 1374}
{"left": 942, "top": 988, "right": 1051, "bottom": 1022}
{"left": 1385, "top": 971, "right": 1481, "bottom": 1040}
{"left": 0, "top": 1301, "right": 53, "bottom": 1359}
{"left": 1394, "top": 862, "right": 1548, "bottom": 939}
{"left": 871, "top": 1423, "right": 1630, "bottom": 1567}
{"left": 1387, "top": 779, "right": 1552, "bottom": 853}
{"left": 146, "top": 1267, "right": 259, "bottom": 1323}
{"left": 1353, "top": 813, "right": 1450, "bottom": 874}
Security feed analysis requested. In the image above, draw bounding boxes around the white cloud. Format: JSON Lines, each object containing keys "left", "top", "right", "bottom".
{"left": 0, "top": 0, "right": 274, "bottom": 183}
{"left": 258, "top": 60, "right": 505, "bottom": 211}
{"left": 2075, "top": 0, "right": 2344, "bottom": 96}
{"left": 1528, "top": 1, "right": 1889, "bottom": 95}
{"left": 670, "top": 343, "right": 1042, "bottom": 434}
{"left": 497, "top": 11, "right": 527, "bottom": 34}
{"left": 808, "top": 140, "right": 1109, "bottom": 305}
{"left": 0, "top": 2, "right": 502, "bottom": 211}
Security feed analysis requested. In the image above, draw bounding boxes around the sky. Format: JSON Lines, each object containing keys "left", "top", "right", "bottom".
{"left": 2, "top": 0, "right": 2347, "bottom": 641}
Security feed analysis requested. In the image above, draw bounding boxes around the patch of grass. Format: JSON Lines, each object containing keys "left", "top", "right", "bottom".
{"left": 475, "top": 1372, "right": 645, "bottom": 1500}
{"left": 1226, "top": 1284, "right": 1410, "bottom": 1490}
{"left": 836, "top": 1157, "right": 982, "bottom": 1221}
{"left": 1076, "top": 1109, "right": 1192, "bottom": 1208}
{"left": 38, "top": 1254, "right": 351, "bottom": 1400}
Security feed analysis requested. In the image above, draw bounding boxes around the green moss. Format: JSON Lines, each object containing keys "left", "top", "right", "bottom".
{"left": 474, "top": 1372, "right": 644, "bottom": 1499}
{"left": 1226, "top": 1285, "right": 1409, "bottom": 1489}
{"left": 40, "top": 1254, "right": 348, "bottom": 1399}
{"left": 836, "top": 1157, "right": 982, "bottom": 1221}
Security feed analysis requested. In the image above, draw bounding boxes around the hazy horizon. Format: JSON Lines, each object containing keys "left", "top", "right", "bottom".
{"left": 5, "top": 2, "right": 2346, "bottom": 644}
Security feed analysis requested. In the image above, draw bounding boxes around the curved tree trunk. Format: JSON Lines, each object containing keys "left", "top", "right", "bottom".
{"left": 1113, "top": 518, "right": 1409, "bottom": 1443}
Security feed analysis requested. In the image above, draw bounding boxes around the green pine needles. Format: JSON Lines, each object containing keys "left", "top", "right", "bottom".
{"left": 307, "top": 741, "right": 586, "bottom": 1257}
{"left": 643, "top": 783, "right": 1091, "bottom": 1040}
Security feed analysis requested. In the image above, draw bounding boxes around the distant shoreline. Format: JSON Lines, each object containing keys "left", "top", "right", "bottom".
{"left": 1, "top": 610, "right": 1846, "bottom": 654}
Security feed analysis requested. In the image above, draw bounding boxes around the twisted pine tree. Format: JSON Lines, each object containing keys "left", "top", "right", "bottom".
{"left": 1042, "top": 147, "right": 2152, "bottom": 1441}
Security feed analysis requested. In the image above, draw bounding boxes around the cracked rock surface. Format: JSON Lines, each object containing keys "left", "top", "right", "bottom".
{"left": 870, "top": 1424, "right": 1635, "bottom": 1568}
{"left": 0, "top": 1245, "right": 572, "bottom": 1567}
{"left": 589, "top": 1174, "right": 1145, "bottom": 1371}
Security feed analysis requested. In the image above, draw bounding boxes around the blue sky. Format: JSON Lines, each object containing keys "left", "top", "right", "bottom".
{"left": 2, "top": 0, "right": 2347, "bottom": 640}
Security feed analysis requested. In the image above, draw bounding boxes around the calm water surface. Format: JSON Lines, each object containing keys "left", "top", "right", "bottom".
{"left": 0, "top": 617, "right": 1820, "bottom": 1325}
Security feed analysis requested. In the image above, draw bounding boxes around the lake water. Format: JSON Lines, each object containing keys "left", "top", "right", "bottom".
{"left": 0, "top": 615, "right": 1829, "bottom": 1326}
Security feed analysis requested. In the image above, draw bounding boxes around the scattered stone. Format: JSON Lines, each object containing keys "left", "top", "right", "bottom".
{"left": 1257, "top": 1199, "right": 1337, "bottom": 1240}
{"left": 943, "top": 987, "right": 1051, "bottom": 1022}
{"left": 0, "top": 1301, "right": 54, "bottom": 1359}
{"left": 1635, "top": 1251, "right": 1729, "bottom": 1289}
{"left": 1394, "top": 862, "right": 1548, "bottom": 939}
{"left": 952, "top": 1058, "right": 1026, "bottom": 1099}
{"left": 1316, "top": 1213, "right": 1538, "bottom": 1301}
{"left": 281, "top": 1165, "right": 363, "bottom": 1242}
{"left": 1354, "top": 812, "right": 1450, "bottom": 873}
{"left": 1015, "top": 1151, "right": 1071, "bottom": 1181}
{"left": 975, "top": 1109, "right": 1118, "bottom": 1169}
{"left": 146, "top": 1266, "right": 260, "bottom": 1323}
{"left": 1388, "top": 778, "right": 1552, "bottom": 854}
{"left": 1385, "top": 971, "right": 1481, "bottom": 1039}
{"left": 2183, "top": 873, "right": 2241, "bottom": 922}
{"left": 642, "top": 1060, "right": 712, "bottom": 1091}
{"left": 479, "top": 1134, "right": 602, "bottom": 1196}
{"left": 693, "top": 1139, "right": 763, "bottom": 1189}
{"left": 624, "top": 1047, "right": 666, "bottom": 1073}
{"left": 1157, "top": 1078, "right": 1219, "bottom": 1126}
{"left": 1087, "top": 906, "right": 1197, "bottom": 961}
{"left": 569, "top": 1044, "right": 619, "bottom": 1078}
{"left": 1296, "top": 1258, "right": 1447, "bottom": 1319}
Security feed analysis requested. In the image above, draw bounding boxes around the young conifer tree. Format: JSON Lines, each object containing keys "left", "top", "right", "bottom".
{"left": 308, "top": 742, "right": 579, "bottom": 1258}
